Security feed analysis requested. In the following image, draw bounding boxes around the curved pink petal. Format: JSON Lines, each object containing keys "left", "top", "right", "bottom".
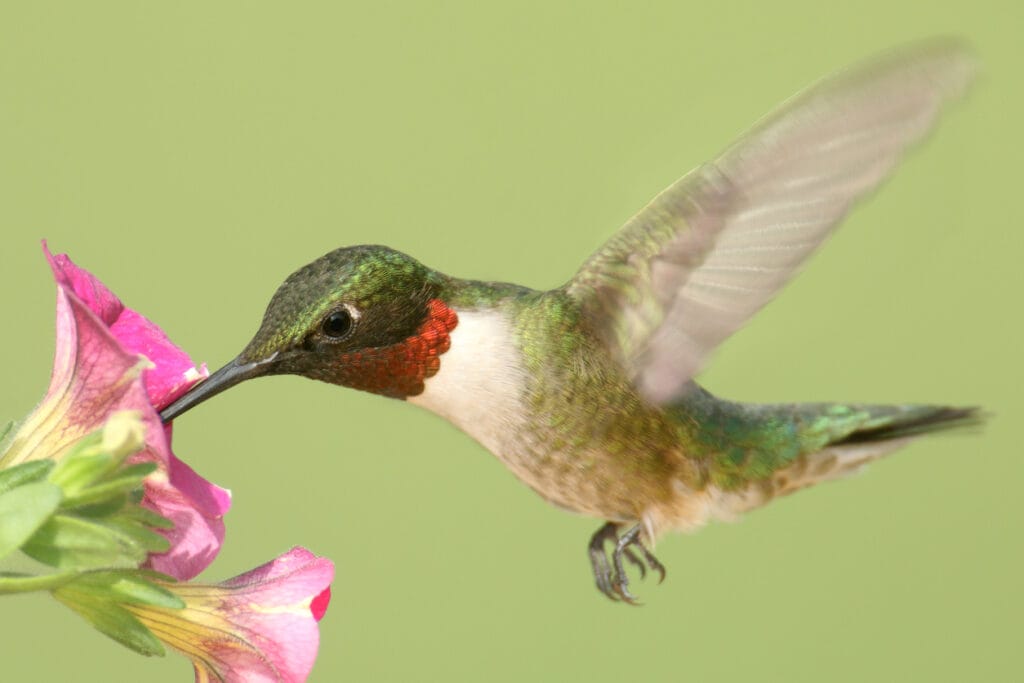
{"left": 43, "top": 242, "right": 209, "bottom": 409}
{"left": 142, "top": 476, "right": 226, "bottom": 580}
{"left": 43, "top": 243, "right": 123, "bottom": 325}
{"left": 137, "top": 399, "right": 228, "bottom": 580}
{"left": 113, "top": 308, "right": 209, "bottom": 408}
{"left": 129, "top": 547, "right": 335, "bottom": 683}
{"left": 167, "top": 451, "right": 233, "bottom": 518}
{"left": 0, "top": 287, "right": 150, "bottom": 466}
{"left": 226, "top": 547, "right": 334, "bottom": 616}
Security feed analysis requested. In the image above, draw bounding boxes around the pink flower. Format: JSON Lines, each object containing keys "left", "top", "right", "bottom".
{"left": 0, "top": 244, "right": 230, "bottom": 580}
{"left": 127, "top": 547, "right": 335, "bottom": 683}
{"left": 42, "top": 245, "right": 206, "bottom": 410}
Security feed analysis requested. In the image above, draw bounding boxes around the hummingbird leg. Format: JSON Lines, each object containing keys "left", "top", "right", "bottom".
{"left": 609, "top": 524, "right": 667, "bottom": 603}
{"left": 611, "top": 525, "right": 644, "bottom": 604}
{"left": 588, "top": 522, "right": 621, "bottom": 601}
{"left": 588, "top": 522, "right": 658, "bottom": 603}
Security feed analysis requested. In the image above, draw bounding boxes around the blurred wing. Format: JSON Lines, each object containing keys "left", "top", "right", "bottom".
{"left": 566, "top": 39, "right": 975, "bottom": 404}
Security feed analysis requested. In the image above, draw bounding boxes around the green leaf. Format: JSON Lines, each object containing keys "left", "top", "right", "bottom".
{"left": 21, "top": 514, "right": 148, "bottom": 569}
{"left": 52, "top": 587, "right": 166, "bottom": 657}
{"left": 0, "top": 460, "right": 55, "bottom": 495}
{"left": 62, "top": 570, "right": 184, "bottom": 609}
{"left": 0, "top": 481, "right": 62, "bottom": 560}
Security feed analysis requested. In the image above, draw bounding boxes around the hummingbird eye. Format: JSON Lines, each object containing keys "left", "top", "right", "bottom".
{"left": 321, "top": 309, "right": 354, "bottom": 339}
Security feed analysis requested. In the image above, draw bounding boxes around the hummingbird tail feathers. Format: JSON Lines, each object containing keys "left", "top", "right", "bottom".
{"left": 691, "top": 402, "right": 982, "bottom": 527}
{"left": 789, "top": 403, "right": 983, "bottom": 489}
{"left": 764, "top": 403, "right": 982, "bottom": 499}
{"left": 831, "top": 404, "right": 982, "bottom": 445}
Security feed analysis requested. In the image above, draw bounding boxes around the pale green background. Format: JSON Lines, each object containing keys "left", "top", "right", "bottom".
{"left": 1, "top": 2, "right": 1020, "bottom": 681}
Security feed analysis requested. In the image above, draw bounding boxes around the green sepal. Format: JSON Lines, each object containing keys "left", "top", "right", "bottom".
{"left": 101, "top": 512, "right": 172, "bottom": 555}
{"left": 61, "top": 570, "right": 184, "bottom": 610}
{"left": 0, "top": 570, "right": 78, "bottom": 595}
{"left": 117, "top": 503, "right": 176, "bottom": 530}
{"left": 49, "top": 450, "right": 115, "bottom": 496}
{"left": 104, "top": 461, "right": 159, "bottom": 481}
{"left": 133, "top": 567, "right": 180, "bottom": 584}
{"left": 0, "top": 420, "right": 14, "bottom": 454}
{"left": 52, "top": 586, "right": 166, "bottom": 657}
{"left": 69, "top": 495, "right": 131, "bottom": 519}
{"left": 0, "top": 481, "right": 63, "bottom": 560}
{"left": 0, "top": 460, "right": 55, "bottom": 495}
{"left": 21, "top": 514, "right": 148, "bottom": 569}
{"left": 61, "top": 463, "right": 157, "bottom": 510}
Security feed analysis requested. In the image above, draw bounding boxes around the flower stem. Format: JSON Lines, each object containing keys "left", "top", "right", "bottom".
{"left": 0, "top": 571, "right": 78, "bottom": 594}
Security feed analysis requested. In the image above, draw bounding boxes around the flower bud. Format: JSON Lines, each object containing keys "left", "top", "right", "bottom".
{"left": 100, "top": 411, "right": 146, "bottom": 461}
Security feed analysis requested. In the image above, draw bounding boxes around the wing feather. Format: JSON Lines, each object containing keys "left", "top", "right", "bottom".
{"left": 566, "top": 39, "right": 975, "bottom": 404}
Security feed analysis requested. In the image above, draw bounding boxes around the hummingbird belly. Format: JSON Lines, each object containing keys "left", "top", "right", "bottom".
{"left": 410, "top": 304, "right": 698, "bottom": 525}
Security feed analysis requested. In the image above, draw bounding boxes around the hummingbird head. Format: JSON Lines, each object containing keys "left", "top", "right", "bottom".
{"left": 160, "top": 245, "right": 458, "bottom": 422}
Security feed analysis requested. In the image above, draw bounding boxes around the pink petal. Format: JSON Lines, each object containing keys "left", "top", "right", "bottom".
{"left": 142, "top": 476, "right": 226, "bottom": 581}
{"left": 134, "top": 396, "right": 228, "bottom": 580}
{"left": 131, "top": 548, "right": 335, "bottom": 683}
{"left": 67, "top": 291, "right": 229, "bottom": 580}
{"left": 167, "top": 451, "right": 233, "bottom": 518}
{"left": 43, "top": 242, "right": 209, "bottom": 410}
{"left": 222, "top": 547, "right": 321, "bottom": 588}
{"left": 209, "top": 548, "right": 335, "bottom": 680}
{"left": 43, "top": 242, "right": 123, "bottom": 325}
{"left": 1, "top": 287, "right": 150, "bottom": 465}
{"left": 112, "top": 308, "right": 209, "bottom": 409}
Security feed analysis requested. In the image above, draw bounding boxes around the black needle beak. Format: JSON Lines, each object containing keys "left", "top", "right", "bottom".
{"left": 160, "top": 356, "right": 272, "bottom": 423}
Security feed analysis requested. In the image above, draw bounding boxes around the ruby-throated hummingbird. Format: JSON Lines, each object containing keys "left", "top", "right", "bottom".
{"left": 162, "top": 40, "right": 979, "bottom": 602}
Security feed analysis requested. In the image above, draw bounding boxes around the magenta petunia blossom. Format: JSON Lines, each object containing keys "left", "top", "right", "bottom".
{"left": 0, "top": 244, "right": 230, "bottom": 580}
{"left": 128, "top": 547, "right": 335, "bottom": 683}
{"left": 43, "top": 244, "right": 207, "bottom": 410}
{"left": 0, "top": 244, "right": 336, "bottom": 680}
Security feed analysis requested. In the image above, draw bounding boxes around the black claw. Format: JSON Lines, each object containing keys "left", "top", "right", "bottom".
{"left": 587, "top": 521, "right": 668, "bottom": 604}
{"left": 622, "top": 547, "right": 647, "bottom": 579}
{"left": 636, "top": 543, "right": 667, "bottom": 584}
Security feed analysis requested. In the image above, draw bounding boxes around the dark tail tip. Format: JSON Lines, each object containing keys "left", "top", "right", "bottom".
{"left": 838, "top": 405, "right": 985, "bottom": 444}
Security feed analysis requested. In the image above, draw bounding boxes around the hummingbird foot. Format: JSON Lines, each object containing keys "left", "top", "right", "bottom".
{"left": 587, "top": 522, "right": 666, "bottom": 604}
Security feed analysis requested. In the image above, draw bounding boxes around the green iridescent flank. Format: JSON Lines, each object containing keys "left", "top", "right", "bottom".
{"left": 507, "top": 290, "right": 691, "bottom": 516}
